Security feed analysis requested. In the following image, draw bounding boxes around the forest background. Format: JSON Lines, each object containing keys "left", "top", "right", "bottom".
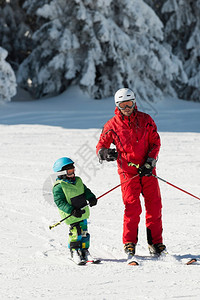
{"left": 0, "top": 0, "right": 199, "bottom": 103}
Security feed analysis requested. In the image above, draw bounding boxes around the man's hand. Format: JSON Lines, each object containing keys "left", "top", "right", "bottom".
{"left": 138, "top": 158, "right": 156, "bottom": 177}
{"left": 98, "top": 148, "right": 118, "bottom": 162}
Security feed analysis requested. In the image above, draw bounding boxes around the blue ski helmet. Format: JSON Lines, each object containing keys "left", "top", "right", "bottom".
{"left": 53, "top": 157, "right": 74, "bottom": 172}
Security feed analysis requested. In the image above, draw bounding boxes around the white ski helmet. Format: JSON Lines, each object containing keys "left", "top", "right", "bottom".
{"left": 114, "top": 88, "right": 136, "bottom": 107}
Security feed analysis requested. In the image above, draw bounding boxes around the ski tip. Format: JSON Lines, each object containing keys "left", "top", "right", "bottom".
{"left": 128, "top": 261, "right": 139, "bottom": 266}
{"left": 186, "top": 258, "right": 197, "bottom": 265}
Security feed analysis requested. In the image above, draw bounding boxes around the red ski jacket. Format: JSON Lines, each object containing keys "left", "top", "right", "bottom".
{"left": 96, "top": 107, "right": 161, "bottom": 175}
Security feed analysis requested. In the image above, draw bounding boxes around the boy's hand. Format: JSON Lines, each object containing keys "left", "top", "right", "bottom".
{"left": 72, "top": 208, "right": 85, "bottom": 218}
{"left": 88, "top": 196, "right": 97, "bottom": 207}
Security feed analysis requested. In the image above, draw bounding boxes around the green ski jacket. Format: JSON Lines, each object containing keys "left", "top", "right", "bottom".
{"left": 53, "top": 176, "right": 95, "bottom": 225}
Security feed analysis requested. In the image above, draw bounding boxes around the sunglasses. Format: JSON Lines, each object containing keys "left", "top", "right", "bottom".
{"left": 118, "top": 100, "right": 135, "bottom": 110}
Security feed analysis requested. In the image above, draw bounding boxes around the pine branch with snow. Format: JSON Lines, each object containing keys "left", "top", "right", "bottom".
{"left": 146, "top": 0, "right": 200, "bottom": 101}
{"left": 0, "top": 0, "right": 32, "bottom": 70}
{"left": 0, "top": 47, "right": 17, "bottom": 103}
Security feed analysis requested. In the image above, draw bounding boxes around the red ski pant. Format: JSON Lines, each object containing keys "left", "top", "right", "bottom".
{"left": 119, "top": 172, "right": 163, "bottom": 245}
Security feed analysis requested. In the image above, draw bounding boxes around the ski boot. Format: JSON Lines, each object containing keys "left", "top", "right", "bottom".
{"left": 148, "top": 243, "right": 167, "bottom": 256}
{"left": 82, "top": 249, "right": 101, "bottom": 264}
{"left": 124, "top": 243, "right": 138, "bottom": 265}
{"left": 70, "top": 249, "right": 86, "bottom": 265}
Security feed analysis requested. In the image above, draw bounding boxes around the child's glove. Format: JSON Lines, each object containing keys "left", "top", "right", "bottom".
{"left": 72, "top": 208, "right": 85, "bottom": 218}
{"left": 88, "top": 196, "right": 97, "bottom": 207}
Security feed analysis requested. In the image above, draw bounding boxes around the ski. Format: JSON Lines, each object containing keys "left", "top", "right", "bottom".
{"left": 68, "top": 249, "right": 101, "bottom": 266}
{"left": 128, "top": 260, "right": 139, "bottom": 266}
{"left": 77, "top": 261, "right": 87, "bottom": 266}
{"left": 127, "top": 254, "right": 139, "bottom": 266}
{"left": 126, "top": 253, "right": 197, "bottom": 266}
{"left": 69, "top": 258, "right": 101, "bottom": 265}
{"left": 149, "top": 251, "right": 198, "bottom": 266}
{"left": 87, "top": 258, "right": 101, "bottom": 264}
{"left": 83, "top": 249, "right": 101, "bottom": 264}
{"left": 186, "top": 258, "right": 197, "bottom": 265}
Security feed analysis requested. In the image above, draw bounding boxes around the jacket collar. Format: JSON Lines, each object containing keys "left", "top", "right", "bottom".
{"left": 56, "top": 176, "right": 76, "bottom": 184}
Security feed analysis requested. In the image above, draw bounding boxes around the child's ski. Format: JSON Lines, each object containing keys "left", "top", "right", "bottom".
{"left": 69, "top": 258, "right": 101, "bottom": 265}
{"left": 87, "top": 258, "right": 101, "bottom": 264}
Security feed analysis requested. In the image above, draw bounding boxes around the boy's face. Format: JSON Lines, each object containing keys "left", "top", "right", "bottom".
{"left": 66, "top": 167, "right": 75, "bottom": 178}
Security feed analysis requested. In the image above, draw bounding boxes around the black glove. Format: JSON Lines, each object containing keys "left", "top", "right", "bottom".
{"left": 88, "top": 196, "right": 97, "bottom": 207}
{"left": 72, "top": 208, "right": 85, "bottom": 218}
{"left": 98, "top": 148, "right": 118, "bottom": 162}
{"left": 138, "top": 158, "right": 156, "bottom": 177}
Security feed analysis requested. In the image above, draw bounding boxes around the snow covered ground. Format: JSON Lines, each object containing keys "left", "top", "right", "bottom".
{"left": 0, "top": 86, "right": 200, "bottom": 300}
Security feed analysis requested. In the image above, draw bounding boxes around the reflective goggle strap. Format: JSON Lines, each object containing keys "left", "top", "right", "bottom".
{"left": 56, "top": 170, "right": 67, "bottom": 176}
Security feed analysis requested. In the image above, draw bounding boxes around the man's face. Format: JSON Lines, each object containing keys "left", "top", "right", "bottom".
{"left": 118, "top": 100, "right": 135, "bottom": 117}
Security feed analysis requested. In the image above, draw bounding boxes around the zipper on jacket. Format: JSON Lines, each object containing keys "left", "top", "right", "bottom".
{"left": 128, "top": 117, "right": 131, "bottom": 128}
{"left": 135, "top": 116, "right": 139, "bottom": 142}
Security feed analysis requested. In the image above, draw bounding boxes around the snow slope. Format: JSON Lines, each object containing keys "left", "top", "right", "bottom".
{"left": 0, "top": 86, "right": 200, "bottom": 300}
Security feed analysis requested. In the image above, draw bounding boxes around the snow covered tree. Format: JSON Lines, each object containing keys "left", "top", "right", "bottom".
{"left": 162, "top": 0, "right": 200, "bottom": 101}
{"left": 144, "top": 0, "right": 200, "bottom": 101}
{"left": 183, "top": 8, "right": 200, "bottom": 102}
{"left": 0, "top": 47, "right": 17, "bottom": 103}
{"left": 0, "top": 0, "right": 32, "bottom": 70}
{"left": 143, "top": 0, "right": 165, "bottom": 19}
{"left": 18, "top": 0, "right": 186, "bottom": 101}
{"left": 109, "top": 0, "right": 187, "bottom": 101}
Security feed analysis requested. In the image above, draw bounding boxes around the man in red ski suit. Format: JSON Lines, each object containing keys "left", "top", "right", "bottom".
{"left": 96, "top": 88, "right": 166, "bottom": 257}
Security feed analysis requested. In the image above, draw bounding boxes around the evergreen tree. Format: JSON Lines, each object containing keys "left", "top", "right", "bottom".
{"left": 144, "top": 0, "right": 200, "bottom": 101}
{"left": 183, "top": 3, "right": 200, "bottom": 102}
{"left": 143, "top": 0, "right": 165, "bottom": 19}
{"left": 0, "top": 0, "right": 32, "bottom": 70}
{"left": 18, "top": 0, "right": 186, "bottom": 101}
{"left": 0, "top": 47, "right": 17, "bottom": 102}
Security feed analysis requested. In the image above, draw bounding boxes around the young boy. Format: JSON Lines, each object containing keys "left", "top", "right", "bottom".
{"left": 52, "top": 157, "right": 98, "bottom": 265}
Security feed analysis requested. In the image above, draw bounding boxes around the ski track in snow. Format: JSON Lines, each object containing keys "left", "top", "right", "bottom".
{"left": 0, "top": 88, "right": 200, "bottom": 299}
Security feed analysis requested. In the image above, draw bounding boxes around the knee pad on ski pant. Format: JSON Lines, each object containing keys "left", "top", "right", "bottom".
{"left": 68, "top": 222, "right": 82, "bottom": 250}
{"left": 68, "top": 219, "right": 90, "bottom": 250}
{"left": 80, "top": 219, "right": 90, "bottom": 249}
